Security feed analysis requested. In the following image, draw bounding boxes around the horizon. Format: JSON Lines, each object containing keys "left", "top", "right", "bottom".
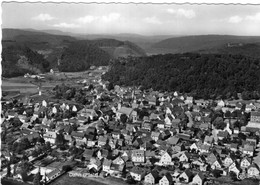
{"left": 2, "top": 2, "right": 260, "bottom": 36}
{"left": 3, "top": 27, "right": 260, "bottom": 37}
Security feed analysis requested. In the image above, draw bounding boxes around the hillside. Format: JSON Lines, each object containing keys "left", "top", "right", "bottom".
{"left": 89, "top": 39, "right": 147, "bottom": 57}
{"left": 2, "top": 45, "right": 50, "bottom": 77}
{"left": 2, "top": 28, "right": 147, "bottom": 76}
{"left": 103, "top": 53, "right": 260, "bottom": 99}
{"left": 151, "top": 35, "right": 260, "bottom": 57}
{"left": 58, "top": 41, "right": 112, "bottom": 72}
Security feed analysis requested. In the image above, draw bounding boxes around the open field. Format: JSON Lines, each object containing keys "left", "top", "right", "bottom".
{"left": 50, "top": 173, "right": 128, "bottom": 185}
{"left": 1, "top": 178, "right": 30, "bottom": 185}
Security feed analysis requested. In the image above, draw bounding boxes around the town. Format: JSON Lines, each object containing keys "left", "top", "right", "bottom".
{"left": 1, "top": 67, "right": 260, "bottom": 185}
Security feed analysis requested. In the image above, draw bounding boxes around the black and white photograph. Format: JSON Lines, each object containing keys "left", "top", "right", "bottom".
{"left": 1, "top": 1, "right": 260, "bottom": 185}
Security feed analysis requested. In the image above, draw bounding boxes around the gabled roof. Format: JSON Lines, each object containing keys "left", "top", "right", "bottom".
{"left": 117, "top": 107, "right": 133, "bottom": 116}
{"left": 161, "top": 173, "right": 172, "bottom": 183}
{"left": 248, "top": 163, "right": 260, "bottom": 171}
{"left": 130, "top": 166, "right": 146, "bottom": 175}
{"left": 196, "top": 172, "right": 205, "bottom": 181}
{"left": 166, "top": 136, "right": 180, "bottom": 145}
{"left": 103, "top": 159, "right": 112, "bottom": 167}
{"left": 251, "top": 111, "right": 260, "bottom": 117}
{"left": 71, "top": 131, "right": 85, "bottom": 138}
{"left": 182, "top": 169, "right": 193, "bottom": 178}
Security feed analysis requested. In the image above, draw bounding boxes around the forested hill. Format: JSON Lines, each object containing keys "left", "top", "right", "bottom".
{"left": 2, "top": 28, "right": 147, "bottom": 76}
{"left": 2, "top": 45, "right": 50, "bottom": 78}
{"left": 151, "top": 35, "right": 260, "bottom": 57}
{"left": 102, "top": 53, "right": 260, "bottom": 99}
{"left": 58, "top": 41, "right": 112, "bottom": 72}
{"left": 89, "top": 39, "right": 147, "bottom": 58}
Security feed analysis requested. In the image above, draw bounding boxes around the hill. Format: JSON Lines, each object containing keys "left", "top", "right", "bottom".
{"left": 152, "top": 35, "right": 260, "bottom": 57}
{"left": 2, "top": 28, "right": 147, "bottom": 76}
{"left": 103, "top": 53, "right": 260, "bottom": 99}
{"left": 2, "top": 44, "right": 50, "bottom": 77}
{"left": 58, "top": 41, "right": 112, "bottom": 72}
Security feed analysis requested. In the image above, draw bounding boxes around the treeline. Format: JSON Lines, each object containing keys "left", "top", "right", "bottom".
{"left": 102, "top": 53, "right": 260, "bottom": 99}
{"left": 2, "top": 45, "right": 50, "bottom": 78}
{"left": 58, "top": 41, "right": 112, "bottom": 72}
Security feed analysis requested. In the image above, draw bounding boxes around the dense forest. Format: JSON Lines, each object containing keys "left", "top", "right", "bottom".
{"left": 2, "top": 45, "right": 50, "bottom": 78}
{"left": 103, "top": 53, "right": 260, "bottom": 99}
{"left": 58, "top": 41, "right": 112, "bottom": 72}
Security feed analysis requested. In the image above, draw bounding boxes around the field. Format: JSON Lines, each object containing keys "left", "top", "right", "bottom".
{"left": 1, "top": 178, "right": 30, "bottom": 185}
{"left": 50, "top": 173, "right": 128, "bottom": 185}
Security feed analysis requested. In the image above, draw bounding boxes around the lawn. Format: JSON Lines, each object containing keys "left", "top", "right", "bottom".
{"left": 1, "top": 178, "right": 30, "bottom": 185}
{"left": 50, "top": 174, "right": 106, "bottom": 185}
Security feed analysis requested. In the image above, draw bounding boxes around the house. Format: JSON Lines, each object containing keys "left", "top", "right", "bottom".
{"left": 151, "top": 131, "right": 160, "bottom": 142}
{"left": 83, "top": 149, "right": 94, "bottom": 161}
{"left": 211, "top": 159, "right": 222, "bottom": 170}
{"left": 43, "top": 131, "right": 57, "bottom": 144}
{"left": 110, "top": 163, "right": 124, "bottom": 175}
{"left": 103, "top": 159, "right": 112, "bottom": 173}
{"left": 112, "top": 130, "right": 121, "bottom": 139}
{"left": 217, "top": 100, "right": 225, "bottom": 107}
{"left": 240, "top": 157, "right": 252, "bottom": 169}
{"left": 166, "top": 136, "right": 180, "bottom": 146}
{"left": 108, "top": 139, "right": 118, "bottom": 149}
{"left": 77, "top": 108, "right": 98, "bottom": 120}
{"left": 242, "top": 144, "right": 254, "bottom": 157}
{"left": 185, "top": 96, "right": 194, "bottom": 104}
{"left": 159, "top": 151, "right": 172, "bottom": 165}
{"left": 116, "top": 107, "right": 136, "bottom": 120}
{"left": 192, "top": 172, "right": 205, "bottom": 185}
{"left": 46, "top": 169, "right": 62, "bottom": 182}
{"left": 88, "top": 158, "right": 102, "bottom": 172}
{"left": 248, "top": 163, "right": 260, "bottom": 177}
{"left": 230, "top": 143, "right": 238, "bottom": 152}
{"left": 190, "top": 143, "right": 200, "bottom": 152}
{"left": 180, "top": 152, "right": 190, "bottom": 162}
{"left": 179, "top": 169, "right": 193, "bottom": 183}
{"left": 131, "top": 150, "right": 145, "bottom": 163}
{"left": 245, "top": 104, "right": 256, "bottom": 112}
{"left": 157, "top": 121, "right": 165, "bottom": 130}
{"left": 228, "top": 162, "right": 240, "bottom": 175}
{"left": 159, "top": 174, "right": 172, "bottom": 185}
{"left": 144, "top": 171, "right": 159, "bottom": 185}
{"left": 198, "top": 144, "right": 210, "bottom": 154}
{"left": 204, "top": 135, "right": 214, "bottom": 145}
{"left": 223, "top": 155, "right": 235, "bottom": 167}
{"left": 217, "top": 131, "right": 229, "bottom": 140}
{"left": 130, "top": 166, "right": 146, "bottom": 181}
{"left": 172, "top": 143, "right": 185, "bottom": 154}
{"left": 142, "top": 121, "right": 153, "bottom": 132}
{"left": 247, "top": 111, "right": 260, "bottom": 129}
{"left": 113, "top": 156, "right": 125, "bottom": 166}
{"left": 98, "top": 136, "right": 107, "bottom": 147}
{"left": 86, "top": 134, "right": 96, "bottom": 147}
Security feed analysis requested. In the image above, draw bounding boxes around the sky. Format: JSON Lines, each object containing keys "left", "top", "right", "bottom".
{"left": 2, "top": 2, "right": 260, "bottom": 36}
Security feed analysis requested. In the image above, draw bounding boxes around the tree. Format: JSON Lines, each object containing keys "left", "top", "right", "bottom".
{"left": 6, "top": 162, "right": 11, "bottom": 177}
{"left": 224, "top": 111, "right": 231, "bottom": 118}
{"left": 37, "top": 137, "right": 45, "bottom": 144}
{"left": 229, "top": 171, "right": 238, "bottom": 181}
{"left": 33, "top": 171, "right": 41, "bottom": 185}
{"left": 62, "top": 165, "right": 72, "bottom": 172}
{"left": 88, "top": 84, "right": 94, "bottom": 91}
{"left": 21, "top": 171, "right": 29, "bottom": 182}
{"left": 107, "top": 82, "right": 114, "bottom": 91}
{"left": 55, "top": 133, "right": 65, "bottom": 148}
{"left": 213, "top": 117, "right": 226, "bottom": 130}
{"left": 120, "top": 114, "right": 128, "bottom": 124}
{"left": 212, "top": 169, "right": 222, "bottom": 178}
{"left": 32, "top": 150, "right": 39, "bottom": 158}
